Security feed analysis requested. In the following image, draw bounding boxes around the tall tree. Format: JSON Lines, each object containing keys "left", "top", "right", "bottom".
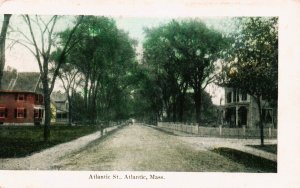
{"left": 143, "top": 23, "right": 188, "bottom": 122}
{"left": 19, "top": 15, "right": 83, "bottom": 141}
{"left": 220, "top": 17, "right": 278, "bottom": 146}
{"left": 59, "top": 16, "right": 120, "bottom": 123}
{"left": 0, "top": 14, "right": 12, "bottom": 89}
{"left": 58, "top": 16, "right": 138, "bottom": 123}
{"left": 168, "top": 20, "right": 226, "bottom": 126}
{"left": 57, "top": 64, "right": 83, "bottom": 126}
{"left": 143, "top": 20, "right": 226, "bottom": 124}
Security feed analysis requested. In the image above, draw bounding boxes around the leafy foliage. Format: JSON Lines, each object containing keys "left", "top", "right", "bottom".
{"left": 219, "top": 17, "right": 278, "bottom": 145}
{"left": 142, "top": 19, "right": 226, "bottom": 123}
{"left": 56, "top": 16, "right": 138, "bottom": 123}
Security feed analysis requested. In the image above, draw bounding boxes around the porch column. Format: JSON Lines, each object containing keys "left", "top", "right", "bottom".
{"left": 235, "top": 106, "right": 239, "bottom": 127}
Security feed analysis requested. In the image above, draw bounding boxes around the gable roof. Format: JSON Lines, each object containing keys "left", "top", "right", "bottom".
{"left": 51, "top": 91, "right": 67, "bottom": 102}
{"left": 1, "top": 71, "right": 41, "bottom": 92}
{"left": 13, "top": 72, "right": 41, "bottom": 92}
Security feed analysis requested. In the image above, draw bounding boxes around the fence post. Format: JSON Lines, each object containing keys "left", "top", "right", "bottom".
{"left": 243, "top": 125, "right": 246, "bottom": 137}
{"left": 269, "top": 127, "right": 272, "bottom": 138}
{"left": 219, "top": 125, "right": 222, "bottom": 136}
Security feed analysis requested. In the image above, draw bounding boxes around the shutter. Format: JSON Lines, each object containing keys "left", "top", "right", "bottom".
{"left": 5, "top": 108, "right": 8, "bottom": 118}
{"left": 24, "top": 109, "right": 27, "bottom": 118}
{"left": 14, "top": 109, "right": 17, "bottom": 118}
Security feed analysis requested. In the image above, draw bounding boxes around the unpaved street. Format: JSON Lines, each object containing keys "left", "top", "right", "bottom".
{"left": 49, "top": 124, "right": 259, "bottom": 172}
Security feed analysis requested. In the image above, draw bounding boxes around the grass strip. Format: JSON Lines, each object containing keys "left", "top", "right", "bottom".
{"left": 247, "top": 144, "right": 277, "bottom": 154}
{"left": 0, "top": 125, "right": 99, "bottom": 158}
{"left": 212, "top": 147, "right": 277, "bottom": 172}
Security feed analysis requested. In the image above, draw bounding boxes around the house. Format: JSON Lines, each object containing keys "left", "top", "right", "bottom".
{"left": 0, "top": 71, "right": 44, "bottom": 125}
{"left": 221, "top": 87, "right": 276, "bottom": 128}
{"left": 0, "top": 91, "right": 44, "bottom": 125}
{"left": 51, "top": 91, "right": 69, "bottom": 124}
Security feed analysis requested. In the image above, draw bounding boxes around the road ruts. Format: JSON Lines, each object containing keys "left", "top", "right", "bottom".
{"left": 51, "top": 124, "right": 258, "bottom": 172}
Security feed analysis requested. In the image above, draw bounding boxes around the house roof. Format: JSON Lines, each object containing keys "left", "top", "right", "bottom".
{"left": 1, "top": 71, "right": 41, "bottom": 92}
{"left": 0, "top": 90, "right": 39, "bottom": 94}
{"left": 13, "top": 72, "right": 41, "bottom": 91}
{"left": 51, "top": 91, "right": 67, "bottom": 102}
{"left": 1, "top": 71, "right": 17, "bottom": 90}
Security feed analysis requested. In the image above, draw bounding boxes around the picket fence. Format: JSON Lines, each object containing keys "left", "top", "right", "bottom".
{"left": 157, "top": 122, "right": 277, "bottom": 139}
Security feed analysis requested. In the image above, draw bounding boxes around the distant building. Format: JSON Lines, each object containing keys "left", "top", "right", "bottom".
{"left": 221, "top": 87, "right": 276, "bottom": 128}
{"left": 0, "top": 71, "right": 44, "bottom": 125}
{"left": 51, "top": 91, "right": 69, "bottom": 124}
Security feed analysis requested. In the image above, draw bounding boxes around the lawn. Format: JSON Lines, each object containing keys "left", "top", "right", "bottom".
{"left": 247, "top": 144, "right": 277, "bottom": 154}
{"left": 212, "top": 147, "right": 277, "bottom": 172}
{"left": 0, "top": 125, "right": 99, "bottom": 158}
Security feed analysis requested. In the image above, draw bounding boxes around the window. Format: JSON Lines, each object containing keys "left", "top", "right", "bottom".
{"left": 16, "top": 94, "right": 25, "bottom": 101}
{"left": 233, "top": 90, "right": 237, "bottom": 102}
{"left": 35, "top": 94, "right": 44, "bottom": 103}
{"left": 0, "top": 107, "right": 7, "bottom": 118}
{"left": 62, "top": 113, "right": 67, "bottom": 119}
{"left": 40, "top": 109, "right": 44, "bottom": 118}
{"left": 34, "top": 109, "right": 43, "bottom": 119}
{"left": 34, "top": 109, "right": 38, "bottom": 118}
{"left": 242, "top": 92, "right": 247, "bottom": 101}
{"left": 15, "top": 108, "right": 26, "bottom": 118}
{"left": 227, "top": 92, "right": 232, "bottom": 103}
{"left": 39, "top": 95, "right": 44, "bottom": 103}
{"left": 262, "top": 109, "right": 273, "bottom": 124}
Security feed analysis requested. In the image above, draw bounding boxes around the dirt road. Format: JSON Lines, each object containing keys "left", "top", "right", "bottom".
{"left": 48, "top": 124, "right": 258, "bottom": 172}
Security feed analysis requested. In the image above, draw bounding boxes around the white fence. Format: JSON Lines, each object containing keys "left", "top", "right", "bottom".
{"left": 157, "top": 122, "right": 277, "bottom": 138}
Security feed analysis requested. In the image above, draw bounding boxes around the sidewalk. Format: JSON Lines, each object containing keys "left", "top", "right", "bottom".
{"left": 152, "top": 126, "right": 277, "bottom": 162}
{"left": 0, "top": 126, "right": 121, "bottom": 170}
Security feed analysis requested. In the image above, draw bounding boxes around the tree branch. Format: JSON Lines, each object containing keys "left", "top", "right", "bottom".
{"left": 49, "top": 15, "right": 83, "bottom": 94}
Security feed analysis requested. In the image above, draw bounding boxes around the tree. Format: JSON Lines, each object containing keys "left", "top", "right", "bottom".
{"left": 18, "top": 15, "right": 83, "bottom": 141}
{"left": 57, "top": 64, "right": 83, "bottom": 126}
{"left": 95, "top": 29, "right": 138, "bottom": 121}
{"left": 0, "top": 14, "right": 12, "bottom": 89}
{"left": 169, "top": 20, "right": 226, "bottom": 126}
{"left": 58, "top": 16, "right": 138, "bottom": 123}
{"left": 220, "top": 17, "right": 278, "bottom": 146}
{"left": 143, "top": 19, "right": 226, "bottom": 125}
{"left": 143, "top": 23, "right": 189, "bottom": 122}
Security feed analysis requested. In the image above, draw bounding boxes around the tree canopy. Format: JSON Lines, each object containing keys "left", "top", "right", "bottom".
{"left": 143, "top": 19, "right": 227, "bottom": 124}
{"left": 219, "top": 17, "right": 278, "bottom": 145}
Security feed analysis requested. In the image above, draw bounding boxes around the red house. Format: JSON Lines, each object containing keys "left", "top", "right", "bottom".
{"left": 0, "top": 91, "right": 44, "bottom": 125}
{"left": 0, "top": 70, "right": 44, "bottom": 125}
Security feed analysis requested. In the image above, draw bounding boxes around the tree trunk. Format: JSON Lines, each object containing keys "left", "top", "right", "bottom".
{"left": 172, "top": 95, "right": 177, "bottom": 123}
{"left": 83, "top": 75, "right": 89, "bottom": 122}
{"left": 68, "top": 94, "right": 72, "bottom": 126}
{"left": 256, "top": 96, "right": 264, "bottom": 146}
{"left": 0, "top": 14, "right": 12, "bottom": 89}
{"left": 194, "top": 89, "right": 202, "bottom": 127}
{"left": 42, "top": 78, "right": 51, "bottom": 142}
{"left": 177, "top": 91, "right": 186, "bottom": 122}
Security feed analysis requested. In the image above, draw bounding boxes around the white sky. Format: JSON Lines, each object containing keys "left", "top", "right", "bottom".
{"left": 3, "top": 15, "right": 226, "bottom": 104}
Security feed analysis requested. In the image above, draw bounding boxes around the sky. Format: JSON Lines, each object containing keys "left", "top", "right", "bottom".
{"left": 2, "top": 15, "right": 226, "bottom": 105}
